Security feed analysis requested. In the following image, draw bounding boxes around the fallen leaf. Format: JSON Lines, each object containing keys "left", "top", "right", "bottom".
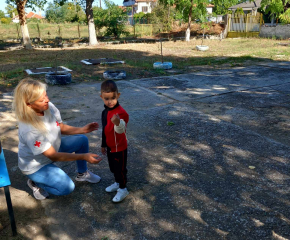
{"left": 248, "top": 166, "right": 256, "bottom": 169}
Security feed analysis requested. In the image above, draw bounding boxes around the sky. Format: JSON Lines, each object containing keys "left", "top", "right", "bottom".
{"left": 0, "top": 0, "right": 124, "bottom": 15}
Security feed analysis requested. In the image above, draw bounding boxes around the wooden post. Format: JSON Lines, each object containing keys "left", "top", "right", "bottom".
{"left": 259, "top": 13, "right": 263, "bottom": 32}
{"left": 16, "top": 24, "right": 20, "bottom": 39}
{"left": 78, "top": 24, "right": 81, "bottom": 38}
{"left": 58, "top": 25, "right": 61, "bottom": 37}
{"left": 37, "top": 23, "right": 41, "bottom": 38}
{"left": 228, "top": 15, "right": 231, "bottom": 32}
{"left": 245, "top": 14, "right": 248, "bottom": 36}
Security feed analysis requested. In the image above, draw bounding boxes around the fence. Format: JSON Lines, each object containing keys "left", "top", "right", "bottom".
{"left": 227, "top": 13, "right": 263, "bottom": 38}
{"left": 0, "top": 23, "right": 89, "bottom": 40}
{"left": 0, "top": 23, "right": 165, "bottom": 40}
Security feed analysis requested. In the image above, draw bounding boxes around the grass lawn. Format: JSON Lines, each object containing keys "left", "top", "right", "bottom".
{"left": 0, "top": 38, "right": 290, "bottom": 89}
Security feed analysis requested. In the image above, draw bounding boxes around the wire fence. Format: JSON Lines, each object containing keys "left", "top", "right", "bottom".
{"left": 0, "top": 22, "right": 168, "bottom": 40}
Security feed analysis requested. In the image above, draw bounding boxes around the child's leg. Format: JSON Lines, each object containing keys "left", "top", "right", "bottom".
{"left": 58, "top": 134, "right": 88, "bottom": 173}
{"left": 27, "top": 163, "right": 75, "bottom": 196}
{"left": 107, "top": 149, "right": 127, "bottom": 189}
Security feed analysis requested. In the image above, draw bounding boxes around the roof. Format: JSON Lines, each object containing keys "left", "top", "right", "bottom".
{"left": 26, "top": 11, "right": 44, "bottom": 19}
{"left": 228, "top": 0, "right": 261, "bottom": 10}
{"left": 14, "top": 11, "right": 44, "bottom": 20}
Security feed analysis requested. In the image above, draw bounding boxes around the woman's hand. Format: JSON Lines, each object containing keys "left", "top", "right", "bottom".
{"left": 82, "top": 122, "right": 99, "bottom": 133}
{"left": 101, "top": 147, "right": 107, "bottom": 155}
{"left": 84, "top": 153, "right": 102, "bottom": 164}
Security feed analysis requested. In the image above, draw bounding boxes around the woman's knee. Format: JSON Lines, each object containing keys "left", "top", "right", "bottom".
{"left": 57, "top": 179, "right": 75, "bottom": 196}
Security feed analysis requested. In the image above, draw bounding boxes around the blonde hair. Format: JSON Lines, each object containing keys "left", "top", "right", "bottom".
{"left": 13, "top": 78, "right": 48, "bottom": 133}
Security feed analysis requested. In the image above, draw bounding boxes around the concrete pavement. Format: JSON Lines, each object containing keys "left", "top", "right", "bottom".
{"left": 1, "top": 61, "right": 290, "bottom": 239}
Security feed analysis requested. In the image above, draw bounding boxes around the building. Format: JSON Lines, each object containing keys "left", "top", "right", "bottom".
{"left": 228, "top": 0, "right": 262, "bottom": 14}
{"left": 12, "top": 11, "right": 44, "bottom": 23}
{"left": 123, "top": 0, "right": 157, "bottom": 14}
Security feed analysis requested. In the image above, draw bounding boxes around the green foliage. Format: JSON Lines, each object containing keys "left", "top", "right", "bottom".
{"left": 279, "top": 8, "right": 290, "bottom": 23}
{"left": 1, "top": 18, "right": 12, "bottom": 24}
{"left": 150, "top": 2, "right": 177, "bottom": 32}
{"left": 6, "top": 0, "right": 49, "bottom": 12}
{"left": 93, "top": 0, "right": 130, "bottom": 38}
{"left": 235, "top": 7, "right": 244, "bottom": 15}
{"left": 45, "top": 2, "right": 86, "bottom": 23}
{"left": 261, "top": 0, "right": 290, "bottom": 23}
{"left": 0, "top": 10, "right": 5, "bottom": 19}
{"left": 213, "top": 0, "right": 240, "bottom": 15}
{"left": 5, "top": 4, "right": 18, "bottom": 18}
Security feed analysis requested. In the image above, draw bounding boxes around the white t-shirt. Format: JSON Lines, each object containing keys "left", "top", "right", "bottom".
{"left": 18, "top": 102, "right": 62, "bottom": 175}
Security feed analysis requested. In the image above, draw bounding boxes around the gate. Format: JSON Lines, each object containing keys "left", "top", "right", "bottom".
{"left": 227, "top": 13, "right": 263, "bottom": 38}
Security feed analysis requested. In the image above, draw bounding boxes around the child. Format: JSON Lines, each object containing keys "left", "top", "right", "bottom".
{"left": 100, "top": 80, "right": 129, "bottom": 203}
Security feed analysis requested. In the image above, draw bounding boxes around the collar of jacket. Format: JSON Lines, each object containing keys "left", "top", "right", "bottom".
{"left": 104, "top": 101, "right": 120, "bottom": 111}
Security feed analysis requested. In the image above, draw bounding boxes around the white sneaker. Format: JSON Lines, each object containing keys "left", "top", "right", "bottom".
{"left": 105, "top": 182, "right": 119, "bottom": 193}
{"left": 27, "top": 179, "right": 49, "bottom": 200}
{"left": 75, "top": 170, "right": 101, "bottom": 183}
{"left": 112, "top": 188, "right": 129, "bottom": 203}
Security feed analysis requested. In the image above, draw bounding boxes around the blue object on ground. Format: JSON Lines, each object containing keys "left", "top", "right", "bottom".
{"left": 0, "top": 145, "right": 11, "bottom": 187}
{"left": 0, "top": 142, "right": 17, "bottom": 236}
{"left": 153, "top": 62, "right": 172, "bottom": 70}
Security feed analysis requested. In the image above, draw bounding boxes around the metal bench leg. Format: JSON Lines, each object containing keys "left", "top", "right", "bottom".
{"left": 4, "top": 186, "right": 17, "bottom": 236}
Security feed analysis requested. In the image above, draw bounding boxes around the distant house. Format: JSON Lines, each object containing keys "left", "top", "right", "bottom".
{"left": 12, "top": 11, "right": 44, "bottom": 23}
{"left": 124, "top": 0, "right": 213, "bottom": 15}
{"left": 228, "top": 0, "right": 262, "bottom": 14}
{"left": 123, "top": 0, "right": 157, "bottom": 14}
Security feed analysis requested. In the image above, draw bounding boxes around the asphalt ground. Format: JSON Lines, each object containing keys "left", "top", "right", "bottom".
{"left": 0, "top": 61, "right": 290, "bottom": 240}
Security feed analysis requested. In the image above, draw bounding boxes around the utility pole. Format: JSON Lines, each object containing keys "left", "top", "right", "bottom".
{"left": 100, "top": 0, "right": 102, "bottom": 9}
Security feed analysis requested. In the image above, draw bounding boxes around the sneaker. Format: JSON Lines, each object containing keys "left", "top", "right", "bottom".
{"left": 112, "top": 188, "right": 129, "bottom": 203}
{"left": 75, "top": 170, "right": 101, "bottom": 183}
{"left": 27, "top": 179, "right": 49, "bottom": 200}
{"left": 105, "top": 182, "right": 119, "bottom": 193}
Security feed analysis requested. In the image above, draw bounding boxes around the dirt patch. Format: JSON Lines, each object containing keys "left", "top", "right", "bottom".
{"left": 156, "top": 23, "right": 225, "bottom": 38}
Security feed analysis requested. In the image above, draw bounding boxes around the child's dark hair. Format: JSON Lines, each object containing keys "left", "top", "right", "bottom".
{"left": 101, "top": 80, "right": 118, "bottom": 93}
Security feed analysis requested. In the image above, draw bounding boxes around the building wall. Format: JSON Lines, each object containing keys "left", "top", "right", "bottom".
{"left": 260, "top": 24, "right": 290, "bottom": 39}
{"left": 136, "top": 2, "right": 156, "bottom": 13}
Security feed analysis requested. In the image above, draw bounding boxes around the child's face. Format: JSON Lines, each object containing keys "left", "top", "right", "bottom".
{"left": 100, "top": 91, "right": 120, "bottom": 108}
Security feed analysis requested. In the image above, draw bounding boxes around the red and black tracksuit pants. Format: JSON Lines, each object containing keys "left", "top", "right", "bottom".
{"left": 107, "top": 148, "right": 127, "bottom": 189}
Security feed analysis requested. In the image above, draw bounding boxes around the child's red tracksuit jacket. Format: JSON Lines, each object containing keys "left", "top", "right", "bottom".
{"left": 101, "top": 102, "right": 129, "bottom": 188}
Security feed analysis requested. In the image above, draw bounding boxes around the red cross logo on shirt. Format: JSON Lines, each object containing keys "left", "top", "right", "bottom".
{"left": 34, "top": 141, "right": 41, "bottom": 147}
{"left": 56, "top": 121, "right": 60, "bottom": 127}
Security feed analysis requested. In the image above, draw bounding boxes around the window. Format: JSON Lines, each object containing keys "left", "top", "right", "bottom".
{"left": 142, "top": 6, "right": 148, "bottom": 12}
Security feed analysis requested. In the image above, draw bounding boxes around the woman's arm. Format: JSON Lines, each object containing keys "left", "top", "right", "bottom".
{"left": 42, "top": 146, "right": 101, "bottom": 164}
{"left": 59, "top": 122, "right": 99, "bottom": 135}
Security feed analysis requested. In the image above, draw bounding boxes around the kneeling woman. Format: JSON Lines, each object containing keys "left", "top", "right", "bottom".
{"left": 13, "top": 79, "right": 102, "bottom": 200}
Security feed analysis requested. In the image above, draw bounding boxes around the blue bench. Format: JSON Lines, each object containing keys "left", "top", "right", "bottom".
{"left": 0, "top": 141, "right": 17, "bottom": 236}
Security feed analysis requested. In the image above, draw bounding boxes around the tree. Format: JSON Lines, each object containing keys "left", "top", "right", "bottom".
{"left": 5, "top": 4, "right": 18, "bottom": 18}
{"left": 150, "top": 2, "right": 177, "bottom": 31}
{"left": 6, "top": 0, "right": 49, "bottom": 49}
{"left": 212, "top": 0, "right": 240, "bottom": 15}
{"left": 93, "top": 0, "right": 130, "bottom": 38}
{"left": 46, "top": 2, "right": 86, "bottom": 23}
{"left": 0, "top": 10, "right": 5, "bottom": 19}
{"left": 261, "top": 0, "right": 290, "bottom": 25}
{"left": 159, "top": 0, "right": 209, "bottom": 41}
{"left": 55, "top": 0, "right": 98, "bottom": 46}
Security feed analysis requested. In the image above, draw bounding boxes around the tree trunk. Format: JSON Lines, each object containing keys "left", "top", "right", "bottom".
{"left": 16, "top": 0, "right": 32, "bottom": 49}
{"left": 185, "top": 0, "right": 193, "bottom": 41}
{"left": 86, "top": 0, "right": 98, "bottom": 46}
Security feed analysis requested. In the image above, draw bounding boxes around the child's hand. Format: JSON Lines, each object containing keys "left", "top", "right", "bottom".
{"left": 111, "top": 114, "right": 120, "bottom": 126}
{"left": 101, "top": 147, "right": 107, "bottom": 155}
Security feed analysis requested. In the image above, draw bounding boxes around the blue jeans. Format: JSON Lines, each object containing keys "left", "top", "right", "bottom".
{"left": 27, "top": 135, "right": 89, "bottom": 196}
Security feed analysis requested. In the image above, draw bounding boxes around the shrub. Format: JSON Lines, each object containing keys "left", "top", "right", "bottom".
{"left": 1, "top": 18, "right": 12, "bottom": 24}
